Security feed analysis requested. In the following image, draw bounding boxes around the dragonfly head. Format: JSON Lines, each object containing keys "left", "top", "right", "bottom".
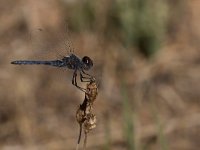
{"left": 82, "top": 56, "right": 93, "bottom": 70}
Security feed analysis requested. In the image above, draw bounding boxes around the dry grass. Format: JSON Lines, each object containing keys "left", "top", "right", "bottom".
{"left": 0, "top": 0, "right": 200, "bottom": 150}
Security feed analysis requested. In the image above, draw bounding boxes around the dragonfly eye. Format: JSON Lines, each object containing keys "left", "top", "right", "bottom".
{"left": 82, "top": 56, "right": 93, "bottom": 70}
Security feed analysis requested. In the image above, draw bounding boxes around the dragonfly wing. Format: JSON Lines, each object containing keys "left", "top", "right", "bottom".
{"left": 27, "top": 27, "right": 73, "bottom": 60}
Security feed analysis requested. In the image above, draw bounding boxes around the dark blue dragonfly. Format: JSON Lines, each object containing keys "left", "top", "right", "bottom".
{"left": 11, "top": 53, "right": 93, "bottom": 92}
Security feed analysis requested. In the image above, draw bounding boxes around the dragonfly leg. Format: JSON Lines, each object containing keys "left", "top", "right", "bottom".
{"left": 80, "top": 72, "right": 91, "bottom": 82}
{"left": 81, "top": 70, "right": 96, "bottom": 82}
{"left": 72, "top": 70, "right": 87, "bottom": 92}
{"left": 82, "top": 70, "right": 93, "bottom": 77}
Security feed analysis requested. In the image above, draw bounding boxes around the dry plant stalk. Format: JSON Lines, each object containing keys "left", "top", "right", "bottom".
{"left": 76, "top": 77, "right": 98, "bottom": 150}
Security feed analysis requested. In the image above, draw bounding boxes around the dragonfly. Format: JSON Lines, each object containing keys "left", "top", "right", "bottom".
{"left": 11, "top": 53, "right": 94, "bottom": 92}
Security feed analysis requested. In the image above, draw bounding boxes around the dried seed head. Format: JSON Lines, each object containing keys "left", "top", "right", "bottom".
{"left": 83, "top": 113, "right": 97, "bottom": 133}
{"left": 76, "top": 107, "right": 85, "bottom": 124}
{"left": 85, "top": 80, "right": 98, "bottom": 104}
{"left": 76, "top": 77, "right": 98, "bottom": 148}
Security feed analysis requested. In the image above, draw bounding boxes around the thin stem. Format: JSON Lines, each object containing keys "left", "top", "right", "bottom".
{"left": 83, "top": 132, "right": 88, "bottom": 150}
{"left": 77, "top": 124, "right": 83, "bottom": 144}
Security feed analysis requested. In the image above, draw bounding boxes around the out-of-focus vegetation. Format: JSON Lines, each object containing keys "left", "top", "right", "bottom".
{"left": 69, "top": 0, "right": 168, "bottom": 57}
{"left": 0, "top": 0, "right": 200, "bottom": 150}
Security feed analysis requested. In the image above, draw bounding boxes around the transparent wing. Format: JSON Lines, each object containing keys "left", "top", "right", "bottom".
{"left": 27, "top": 26, "right": 74, "bottom": 61}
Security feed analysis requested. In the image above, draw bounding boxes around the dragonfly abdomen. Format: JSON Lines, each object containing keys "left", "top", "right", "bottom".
{"left": 11, "top": 60, "right": 65, "bottom": 67}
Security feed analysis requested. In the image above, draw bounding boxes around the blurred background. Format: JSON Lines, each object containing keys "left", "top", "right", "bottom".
{"left": 0, "top": 0, "right": 200, "bottom": 150}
